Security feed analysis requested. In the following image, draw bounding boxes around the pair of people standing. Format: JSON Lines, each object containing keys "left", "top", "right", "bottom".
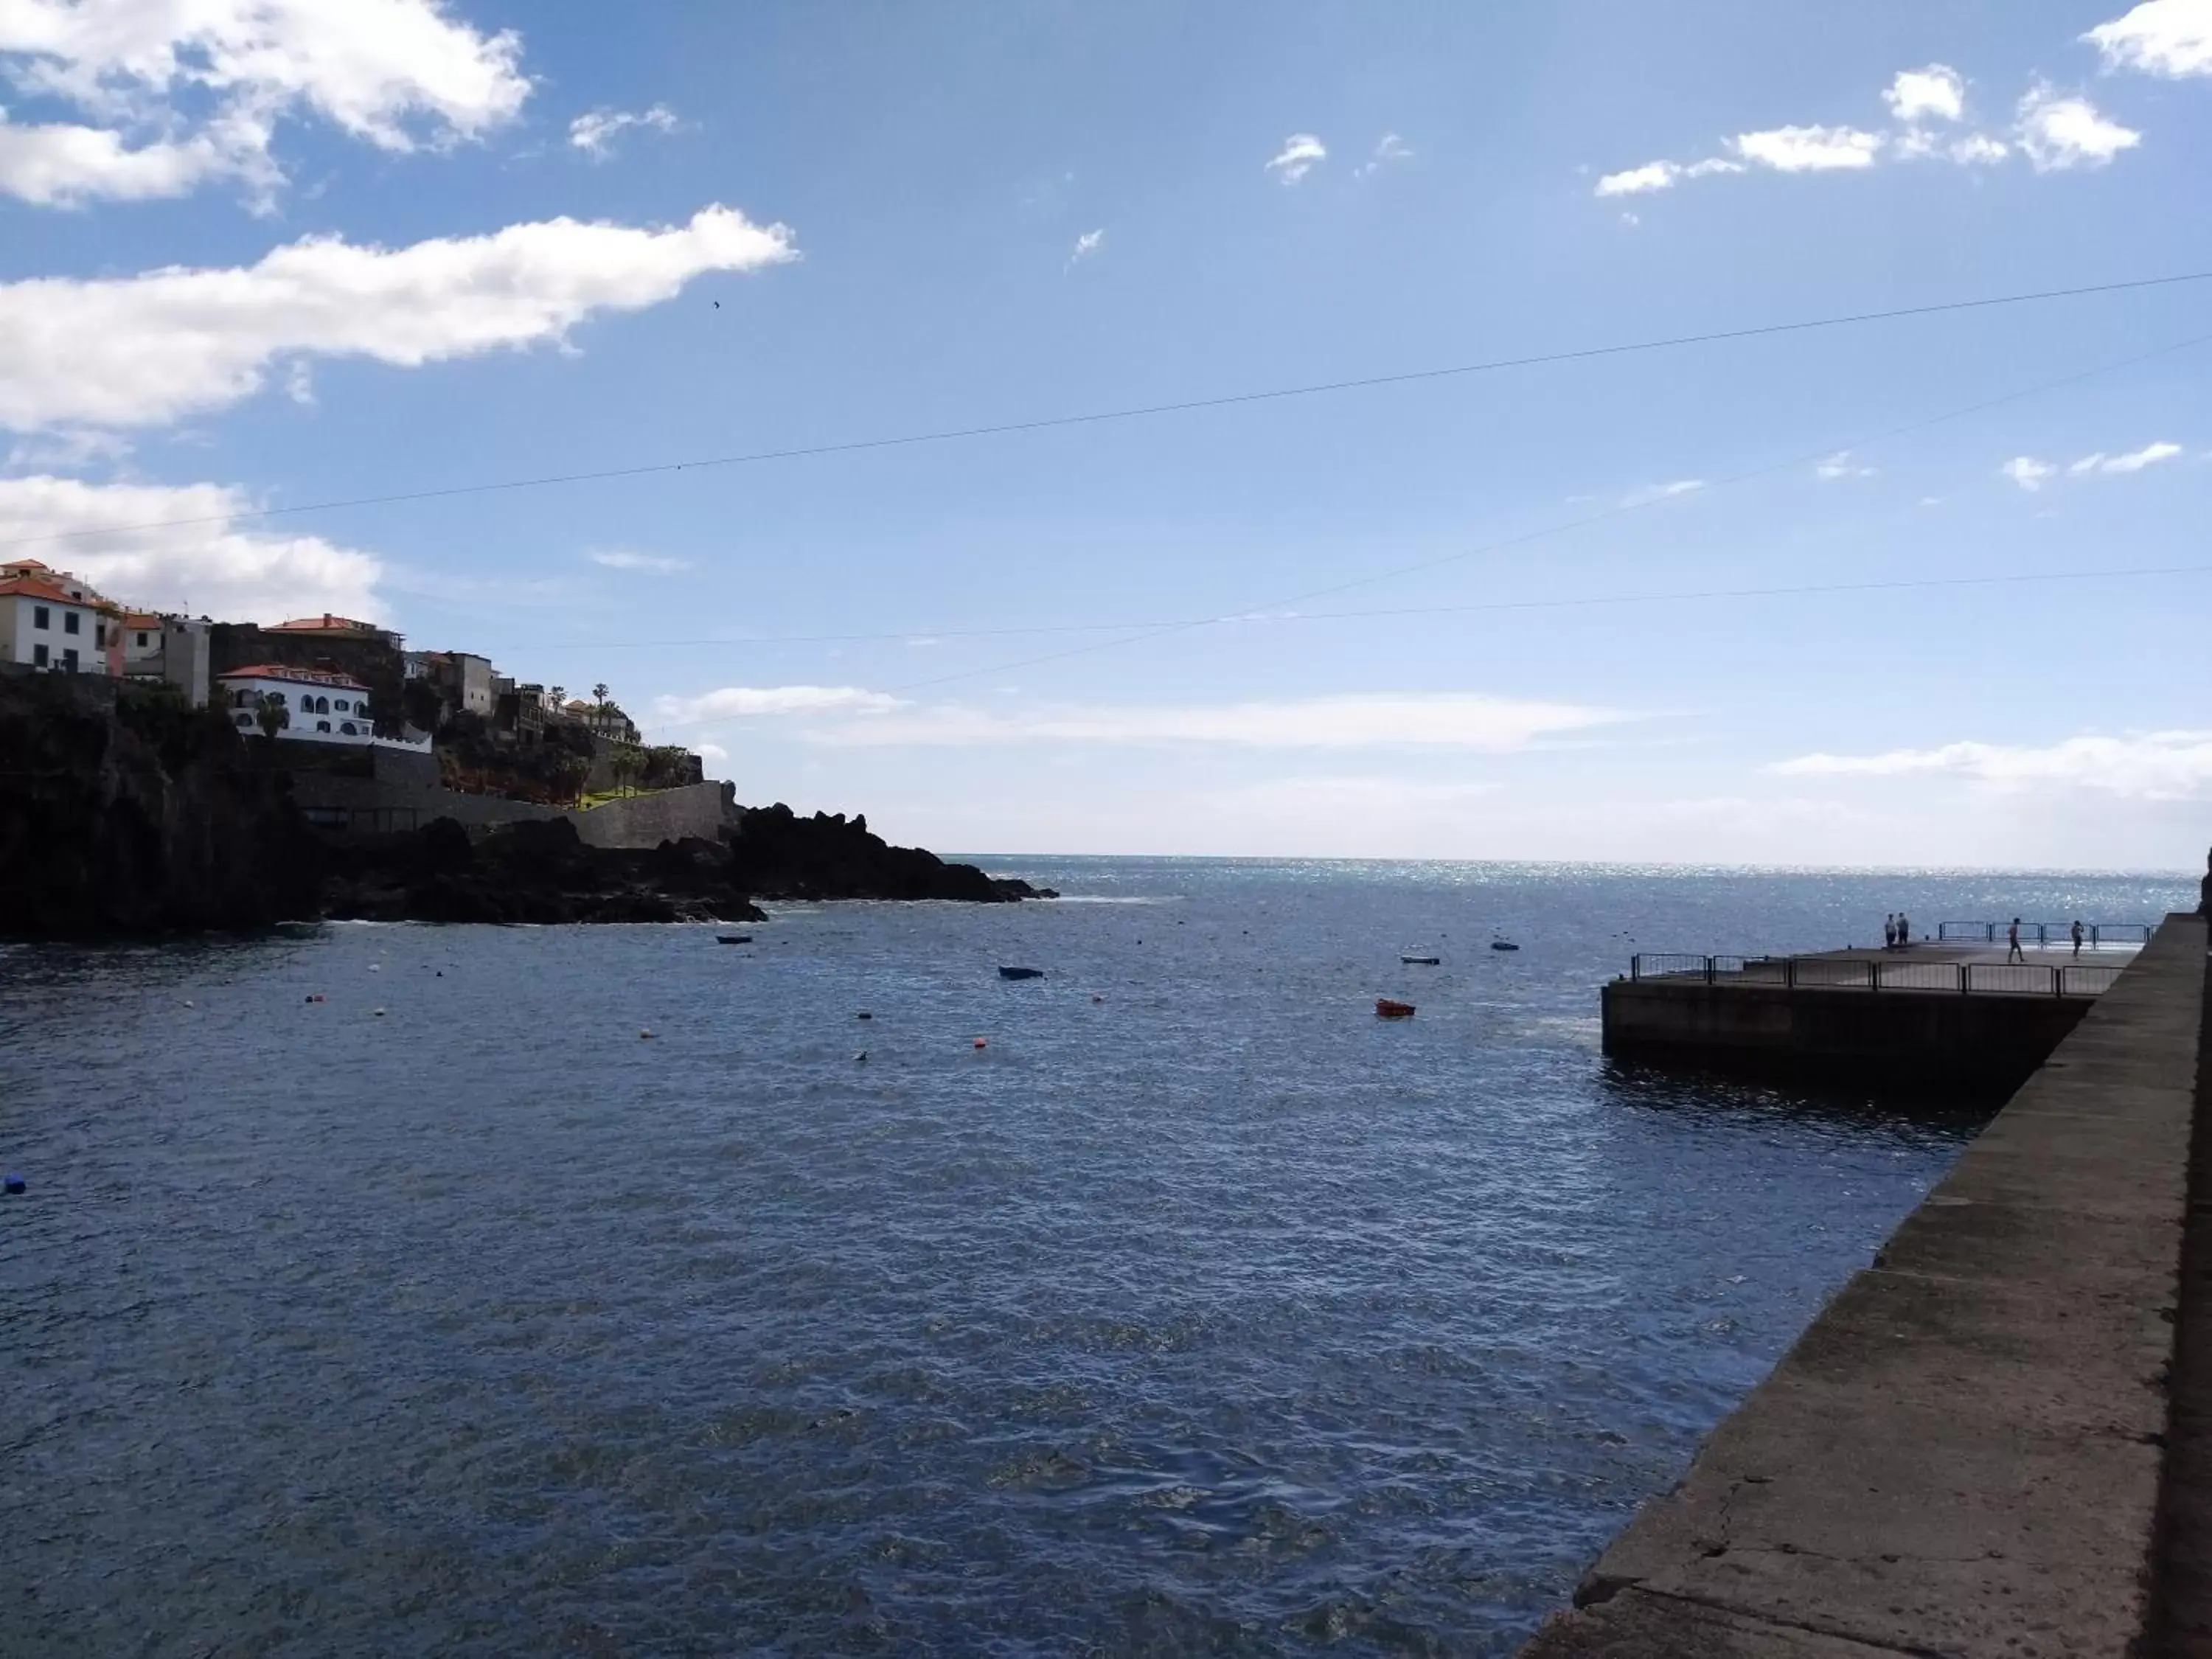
{"left": 1884, "top": 912, "right": 1913, "bottom": 949}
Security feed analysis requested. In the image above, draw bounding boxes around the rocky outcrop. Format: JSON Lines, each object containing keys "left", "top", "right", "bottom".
{"left": 726, "top": 803, "right": 1047, "bottom": 902}
{"left": 320, "top": 806, "right": 1047, "bottom": 925}
{"left": 323, "top": 818, "right": 767, "bottom": 925}
{"left": 0, "top": 672, "right": 323, "bottom": 937}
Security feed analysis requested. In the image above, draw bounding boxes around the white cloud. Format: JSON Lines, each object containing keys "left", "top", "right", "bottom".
{"left": 1265, "top": 132, "right": 1326, "bottom": 184}
{"left": 1885, "top": 65, "right": 1966, "bottom": 123}
{"left": 2072, "top": 440, "right": 2185, "bottom": 474}
{"left": 1595, "top": 159, "right": 1679, "bottom": 197}
{"left": 1621, "top": 479, "right": 1706, "bottom": 507}
{"left": 0, "top": 0, "right": 529, "bottom": 206}
{"left": 1731, "top": 124, "right": 1885, "bottom": 171}
{"left": 0, "top": 204, "right": 796, "bottom": 434}
{"left": 2014, "top": 84, "right": 2140, "bottom": 170}
{"left": 568, "top": 103, "right": 678, "bottom": 157}
{"left": 1066, "top": 227, "right": 1105, "bottom": 267}
{"left": 1354, "top": 131, "right": 1413, "bottom": 178}
{"left": 801, "top": 691, "right": 1625, "bottom": 751}
{"left": 1773, "top": 731, "right": 2212, "bottom": 800}
{"left": 653, "top": 685, "right": 905, "bottom": 724}
{"left": 2085, "top": 0, "right": 2212, "bottom": 77}
{"left": 2002, "top": 456, "right": 2056, "bottom": 490}
{"left": 1815, "top": 451, "right": 1877, "bottom": 481}
{"left": 1948, "top": 133, "right": 2011, "bottom": 164}
{"left": 0, "top": 474, "right": 384, "bottom": 622}
{"left": 587, "top": 548, "right": 692, "bottom": 574}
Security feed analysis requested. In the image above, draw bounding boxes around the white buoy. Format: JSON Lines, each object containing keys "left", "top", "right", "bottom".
{"left": 373, "top": 1008, "right": 386, "bottom": 1018}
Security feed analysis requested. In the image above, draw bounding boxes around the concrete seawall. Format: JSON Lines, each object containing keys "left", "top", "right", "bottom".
{"left": 1524, "top": 912, "right": 2208, "bottom": 1657}
{"left": 292, "top": 773, "right": 734, "bottom": 848}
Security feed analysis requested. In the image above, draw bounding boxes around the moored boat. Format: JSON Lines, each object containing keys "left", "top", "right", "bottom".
{"left": 1375, "top": 998, "right": 1416, "bottom": 1018}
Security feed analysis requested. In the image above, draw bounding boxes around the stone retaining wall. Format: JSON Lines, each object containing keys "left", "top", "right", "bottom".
{"left": 1523, "top": 913, "right": 2209, "bottom": 1657}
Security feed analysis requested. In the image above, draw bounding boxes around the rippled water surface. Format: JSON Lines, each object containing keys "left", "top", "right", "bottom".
{"left": 1, "top": 860, "right": 2191, "bottom": 1656}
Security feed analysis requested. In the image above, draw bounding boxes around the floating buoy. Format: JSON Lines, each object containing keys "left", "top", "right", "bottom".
{"left": 372, "top": 1007, "right": 387, "bottom": 1018}
{"left": 854, "top": 1050, "right": 869, "bottom": 1062}
{"left": 1091, "top": 994, "right": 1104, "bottom": 1004}
{"left": 640, "top": 1028, "right": 655, "bottom": 1040}
{"left": 369, "top": 963, "right": 380, "bottom": 973}
{"left": 3, "top": 1174, "right": 24, "bottom": 1195}
{"left": 973, "top": 1037, "right": 988, "bottom": 1050}
{"left": 182, "top": 999, "right": 194, "bottom": 1008}
{"left": 856, "top": 1011, "right": 873, "bottom": 1020}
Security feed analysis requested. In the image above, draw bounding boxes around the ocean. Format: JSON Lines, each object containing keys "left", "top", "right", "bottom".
{"left": 0, "top": 859, "right": 2193, "bottom": 1656}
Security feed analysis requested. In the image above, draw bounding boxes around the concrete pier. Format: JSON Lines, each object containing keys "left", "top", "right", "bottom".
{"left": 1603, "top": 943, "right": 2133, "bottom": 1100}
{"left": 1525, "top": 913, "right": 2208, "bottom": 1658}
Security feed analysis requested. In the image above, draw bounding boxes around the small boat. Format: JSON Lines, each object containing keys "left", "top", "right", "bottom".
{"left": 1400, "top": 955, "right": 1441, "bottom": 966}
{"left": 998, "top": 966, "right": 1045, "bottom": 980}
{"left": 1375, "top": 998, "right": 1416, "bottom": 1018}
{"left": 1489, "top": 939, "right": 1520, "bottom": 953}
{"left": 717, "top": 934, "right": 753, "bottom": 945}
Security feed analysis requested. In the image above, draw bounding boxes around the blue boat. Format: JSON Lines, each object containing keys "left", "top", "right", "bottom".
{"left": 998, "top": 966, "right": 1045, "bottom": 980}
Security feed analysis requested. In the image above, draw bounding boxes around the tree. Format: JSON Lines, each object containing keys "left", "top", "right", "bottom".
{"left": 253, "top": 692, "right": 288, "bottom": 742}
{"left": 549, "top": 685, "right": 566, "bottom": 711}
{"left": 591, "top": 681, "right": 609, "bottom": 708}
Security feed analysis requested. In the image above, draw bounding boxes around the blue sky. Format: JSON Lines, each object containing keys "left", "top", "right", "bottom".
{"left": 2, "top": 1, "right": 2208, "bottom": 867}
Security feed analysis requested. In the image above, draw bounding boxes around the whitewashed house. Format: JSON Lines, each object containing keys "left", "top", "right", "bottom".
{"left": 0, "top": 567, "right": 108, "bottom": 673}
{"left": 215, "top": 664, "right": 436, "bottom": 750}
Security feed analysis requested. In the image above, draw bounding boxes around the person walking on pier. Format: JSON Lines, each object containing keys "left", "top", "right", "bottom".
{"left": 2008, "top": 918, "right": 2025, "bottom": 963}
{"left": 2071, "top": 918, "right": 2085, "bottom": 957}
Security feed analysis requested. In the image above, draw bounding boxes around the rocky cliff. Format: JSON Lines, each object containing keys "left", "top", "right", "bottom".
{"left": 0, "top": 673, "right": 323, "bottom": 936}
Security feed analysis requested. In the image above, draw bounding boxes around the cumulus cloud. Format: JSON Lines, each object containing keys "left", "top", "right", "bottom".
{"left": 587, "top": 548, "right": 692, "bottom": 573}
{"left": 1593, "top": 60, "right": 2140, "bottom": 200}
{"left": 1066, "top": 227, "right": 1105, "bottom": 268}
{"left": 1265, "top": 132, "right": 1326, "bottom": 184}
{"left": 2085, "top": 0, "right": 2212, "bottom": 77}
{"left": 1620, "top": 479, "right": 1706, "bottom": 507}
{"left": 1815, "top": 451, "right": 1877, "bottom": 481}
{"left": 653, "top": 685, "right": 905, "bottom": 724}
{"left": 0, "top": 475, "right": 385, "bottom": 622}
{"left": 1773, "top": 731, "right": 2212, "bottom": 800}
{"left": 568, "top": 103, "right": 678, "bottom": 157}
{"left": 799, "top": 691, "right": 1624, "bottom": 751}
{"left": 0, "top": 0, "right": 529, "bottom": 206}
{"left": 1732, "top": 123, "right": 1885, "bottom": 171}
{"left": 0, "top": 204, "right": 796, "bottom": 434}
{"left": 2014, "top": 83, "right": 2141, "bottom": 169}
{"left": 2002, "top": 456, "right": 2056, "bottom": 490}
{"left": 1885, "top": 65, "right": 1966, "bottom": 123}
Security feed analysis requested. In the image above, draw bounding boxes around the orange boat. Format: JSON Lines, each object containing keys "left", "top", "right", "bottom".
{"left": 1375, "top": 998, "right": 1416, "bottom": 1019}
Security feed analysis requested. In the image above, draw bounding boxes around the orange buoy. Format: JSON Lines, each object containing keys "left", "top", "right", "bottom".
{"left": 973, "top": 1037, "right": 988, "bottom": 1049}
{"left": 1376, "top": 998, "right": 1416, "bottom": 1019}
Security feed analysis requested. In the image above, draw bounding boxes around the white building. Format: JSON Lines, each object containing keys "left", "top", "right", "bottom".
{"left": 0, "top": 567, "right": 108, "bottom": 673}
{"left": 218, "top": 664, "right": 383, "bottom": 745}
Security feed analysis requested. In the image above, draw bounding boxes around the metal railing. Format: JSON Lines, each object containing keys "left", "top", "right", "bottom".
{"left": 1628, "top": 954, "right": 2126, "bottom": 998}
{"left": 1936, "top": 921, "right": 2150, "bottom": 947}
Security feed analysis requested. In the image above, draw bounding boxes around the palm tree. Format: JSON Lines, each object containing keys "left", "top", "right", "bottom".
{"left": 253, "top": 692, "right": 288, "bottom": 742}
{"left": 592, "top": 682, "right": 610, "bottom": 709}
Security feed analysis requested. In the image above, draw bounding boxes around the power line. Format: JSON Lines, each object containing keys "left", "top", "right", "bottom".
{"left": 4, "top": 267, "right": 2209, "bottom": 556}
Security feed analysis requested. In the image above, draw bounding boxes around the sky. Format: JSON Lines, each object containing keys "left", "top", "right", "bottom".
{"left": 1, "top": 0, "right": 2209, "bottom": 869}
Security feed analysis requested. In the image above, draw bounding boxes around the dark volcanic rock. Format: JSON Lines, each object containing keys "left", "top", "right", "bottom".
{"left": 0, "top": 674, "right": 322, "bottom": 937}
{"left": 323, "top": 816, "right": 765, "bottom": 925}
{"left": 726, "top": 803, "right": 1038, "bottom": 902}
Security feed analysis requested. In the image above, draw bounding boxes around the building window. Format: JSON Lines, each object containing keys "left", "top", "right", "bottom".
{"left": 136, "top": 631, "right": 149, "bottom": 647}
{"left": 235, "top": 713, "right": 252, "bottom": 728}
{"left": 32, "top": 605, "right": 48, "bottom": 630}
{"left": 316, "top": 720, "right": 331, "bottom": 732}
{"left": 333, "top": 698, "right": 349, "bottom": 712}
{"left": 63, "top": 611, "right": 79, "bottom": 635}
{"left": 338, "top": 721, "right": 358, "bottom": 736}
{"left": 62, "top": 648, "right": 78, "bottom": 672}
{"left": 32, "top": 643, "right": 48, "bottom": 667}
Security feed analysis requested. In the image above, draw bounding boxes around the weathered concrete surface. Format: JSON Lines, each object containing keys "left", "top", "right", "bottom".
{"left": 1526, "top": 913, "right": 2208, "bottom": 1658}
{"left": 1602, "top": 977, "right": 2093, "bottom": 1099}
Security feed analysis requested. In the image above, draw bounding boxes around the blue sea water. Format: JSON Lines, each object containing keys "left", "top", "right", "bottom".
{"left": 0, "top": 860, "right": 2193, "bottom": 1657}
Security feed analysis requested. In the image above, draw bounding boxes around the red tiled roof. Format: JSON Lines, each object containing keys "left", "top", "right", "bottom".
{"left": 0, "top": 573, "right": 92, "bottom": 606}
{"left": 218, "top": 663, "right": 370, "bottom": 691}
{"left": 122, "top": 612, "right": 162, "bottom": 630}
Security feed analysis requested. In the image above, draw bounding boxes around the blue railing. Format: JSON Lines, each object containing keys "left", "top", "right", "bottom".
{"left": 1935, "top": 921, "right": 2151, "bottom": 947}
